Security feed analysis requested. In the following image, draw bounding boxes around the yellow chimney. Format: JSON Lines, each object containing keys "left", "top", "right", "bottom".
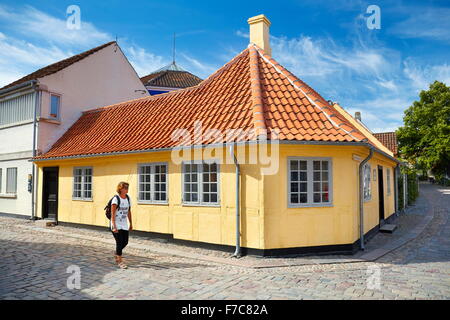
{"left": 248, "top": 14, "right": 271, "bottom": 56}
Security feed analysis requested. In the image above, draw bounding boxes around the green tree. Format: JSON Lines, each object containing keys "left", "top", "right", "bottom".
{"left": 397, "top": 81, "right": 450, "bottom": 180}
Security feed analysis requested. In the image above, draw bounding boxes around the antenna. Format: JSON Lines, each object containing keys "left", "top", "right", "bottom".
{"left": 172, "top": 32, "right": 176, "bottom": 64}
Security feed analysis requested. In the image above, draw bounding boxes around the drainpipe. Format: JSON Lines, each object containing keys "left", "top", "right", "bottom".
{"left": 403, "top": 171, "right": 407, "bottom": 210}
{"left": 359, "top": 147, "right": 373, "bottom": 250}
{"left": 30, "top": 81, "right": 39, "bottom": 221}
{"left": 229, "top": 144, "right": 241, "bottom": 258}
{"left": 394, "top": 164, "right": 399, "bottom": 216}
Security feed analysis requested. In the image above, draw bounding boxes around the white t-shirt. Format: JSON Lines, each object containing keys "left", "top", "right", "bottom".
{"left": 111, "top": 195, "right": 131, "bottom": 231}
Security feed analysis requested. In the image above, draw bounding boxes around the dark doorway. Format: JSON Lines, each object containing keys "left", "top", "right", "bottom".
{"left": 378, "top": 165, "right": 385, "bottom": 223}
{"left": 42, "top": 167, "right": 59, "bottom": 220}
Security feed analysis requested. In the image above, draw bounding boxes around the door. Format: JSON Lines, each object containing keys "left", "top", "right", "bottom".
{"left": 42, "top": 167, "right": 59, "bottom": 220}
{"left": 377, "top": 166, "right": 385, "bottom": 223}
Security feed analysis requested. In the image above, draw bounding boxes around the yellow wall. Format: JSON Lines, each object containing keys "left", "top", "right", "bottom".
{"left": 36, "top": 143, "right": 396, "bottom": 250}
{"left": 360, "top": 152, "right": 397, "bottom": 235}
{"left": 263, "top": 144, "right": 396, "bottom": 249}
{"left": 36, "top": 146, "right": 265, "bottom": 249}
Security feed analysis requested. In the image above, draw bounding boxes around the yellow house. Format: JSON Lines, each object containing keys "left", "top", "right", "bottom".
{"left": 33, "top": 15, "right": 400, "bottom": 256}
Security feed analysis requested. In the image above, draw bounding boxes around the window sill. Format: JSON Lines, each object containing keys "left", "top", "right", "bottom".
{"left": 72, "top": 198, "right": 93, "bottom": 202}
{"left": 182, "top": 203, "right": 221, "bottom": 208}
{"left": 39, "top": 117, "right": 61, "bottom": 125}
{"left": 0, "top": 193, "right": 17, "bottom": 199}
{"left": 288, "top": 203, "right": 333, "bottom": 208}
{"left": 137, "top": 201, "right": 169, "bottom": 206}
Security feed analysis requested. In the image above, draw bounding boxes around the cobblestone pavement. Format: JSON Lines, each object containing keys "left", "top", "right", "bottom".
{"left": 0, "top": 183, "right": 449, "bottom": 300}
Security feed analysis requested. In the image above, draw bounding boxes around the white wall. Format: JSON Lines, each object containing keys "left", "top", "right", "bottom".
{"left": 0, "top": 123, "right": 34, "bottom": 154}
{"left": 0, "top": 159, "right": 32, "bottom": 216}
{"left": 37, "top": 43, "right": 148, "bottom": 154}
{"left": 0, "top": 42, "right": 148, "bottom": 217}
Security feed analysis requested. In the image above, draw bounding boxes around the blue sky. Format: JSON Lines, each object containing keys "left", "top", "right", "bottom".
{"left": 1, "top": 0, "right": 449, "bottom": 132}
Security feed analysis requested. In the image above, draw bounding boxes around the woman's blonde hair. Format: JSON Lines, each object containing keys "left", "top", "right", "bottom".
{"left": 116, "top": 181, "right": 129, "bottom": 194}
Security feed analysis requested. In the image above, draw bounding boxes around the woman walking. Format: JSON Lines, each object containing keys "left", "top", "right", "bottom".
{"left": 111, "top": 181, "right": 133, "bottom": 269}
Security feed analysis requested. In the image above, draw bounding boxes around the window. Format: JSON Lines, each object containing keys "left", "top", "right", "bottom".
{"left": 363, "top": 163, "right": 371, "bottom": 201}
{"left": 6, "top": 167, "right": 17, "bottom": 194}
{"left": 0, "top": 168, "right": 2, "bottom": 193}
{"left": 73, "top": 167, "right": 92, "bottom": 200}
{"left": 288, "top": 158, "right": 332, "bottom": 207}
{"left": 138, "top": 163, "right": 168, "bottom": 203}
{"left": 50, "top": 94, "right": 60, "bottom": 119}
{"left": 183, "top": 161, "right": 219, "bottom": 205}
{"left": 387, "top": 168, "right": 391, "bottom": 195}
{"left": 0, "top": 92, "right": 35, "bottom": 127}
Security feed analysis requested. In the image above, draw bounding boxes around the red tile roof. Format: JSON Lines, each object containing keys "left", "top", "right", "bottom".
{"left": 35, "top": 44, "right": 370, "bottom": 160}
{"left": 373, "top": 132, "right": 398, "bottom": 156}
{"left": 1, "top": 42, "right": 116, "bottom": 91}
{"left": 141, "top": 70, "right": 202, "bottom": 89}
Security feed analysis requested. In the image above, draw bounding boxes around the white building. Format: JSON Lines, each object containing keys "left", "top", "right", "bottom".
{"left": 0, "top": 41, "right": 148, "bottom": 219}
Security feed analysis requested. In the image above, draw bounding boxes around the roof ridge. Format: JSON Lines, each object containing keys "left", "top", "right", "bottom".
{"left": 248, "top": 45, "right": 267, "bottom": 138}
{"left": 252, "top": 44, "right": 365, "bottom": 142}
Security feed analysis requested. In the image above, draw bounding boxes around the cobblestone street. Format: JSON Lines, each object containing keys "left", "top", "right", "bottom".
{"left": 1, "top": 183, "right": 449, "bottom": 300}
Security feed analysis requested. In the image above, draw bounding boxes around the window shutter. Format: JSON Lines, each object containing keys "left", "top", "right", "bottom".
{"left": 6, "top": 168, "right": 17, "bottom": 194}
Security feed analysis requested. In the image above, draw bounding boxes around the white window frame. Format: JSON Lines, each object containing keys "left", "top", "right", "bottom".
{"left": 137, "top": 162, "right": 168, "bottom": 204}
{"left": 72, "top": 167, "right": 93, "bottom": 201}
{"left": 0, "top": 168, "right": 2, "bottom": 193}
{"left": 387, "top": 168, "right": 391, "bottom": 195}
{"left": 287, "top": 157, "right": 333, "bottom": 208}
{"left": 49, "top": 93, "right": 61, "bottom": 120}
{"left": 363, "top": 163, "right": 372, "bottom": 201}
{"left": 6, "top": 167, "right": 17, "bottom": 194}
{"left": 182, "top": 160, "right": 220, "bottom": 206}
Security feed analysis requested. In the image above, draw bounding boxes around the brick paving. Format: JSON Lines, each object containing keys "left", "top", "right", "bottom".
{"left": 0, "top": 183, "right": 449, "bottom": 300}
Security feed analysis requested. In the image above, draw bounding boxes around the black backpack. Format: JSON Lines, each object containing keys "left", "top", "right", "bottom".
{"left": 104, "top": 194, "right": 130, "bottom": 220}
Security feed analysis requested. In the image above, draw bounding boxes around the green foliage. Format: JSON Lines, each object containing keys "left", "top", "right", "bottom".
{"left": 398, "top": 167, "right": 420, "bottom": 208}
{"left": 396, "top": 81, "right": 450, "bottom": 178}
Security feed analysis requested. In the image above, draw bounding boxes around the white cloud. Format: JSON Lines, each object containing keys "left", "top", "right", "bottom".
{"left": 389, "top": 7, "right": 450, "bottom": 43}
{"left": 0, "top": 34, "right": 69, "bottom": 67}
{"left": 235, "top": 30, "right": 249, "bottom": 39}
{"left": 376, "top": 80, "right": 398, "bottom": 92}
{"left": 271, "top": 34, "right": 399, "bottom": 83}
{"left": 0, "top": 5, "right": 172, "bottom": 86}
{"left": 267, "top": 33, "right": 426, "bottom": 132}
{"left": 0, "top": 33, "right": 72, "bottom": 87}
{"left": 179, "top": 53, "right": 217, "bottom": 78}
{"left": 0, "top": 5, "right": 110, "bottom": 47}
{"left": 403, "top": 59, "right": 450, "bottom": 90}
{"left": 124, "top": 45, "right": 167, "bottom": 77}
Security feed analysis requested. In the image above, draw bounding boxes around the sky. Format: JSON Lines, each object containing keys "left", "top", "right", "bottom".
{"left": 0, "top": 0, "right": 449, "bottom": 133}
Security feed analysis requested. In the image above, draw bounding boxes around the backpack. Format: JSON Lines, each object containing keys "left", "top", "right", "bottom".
{"left": 104, "top": 194, "right": 130, "bottom": 220}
